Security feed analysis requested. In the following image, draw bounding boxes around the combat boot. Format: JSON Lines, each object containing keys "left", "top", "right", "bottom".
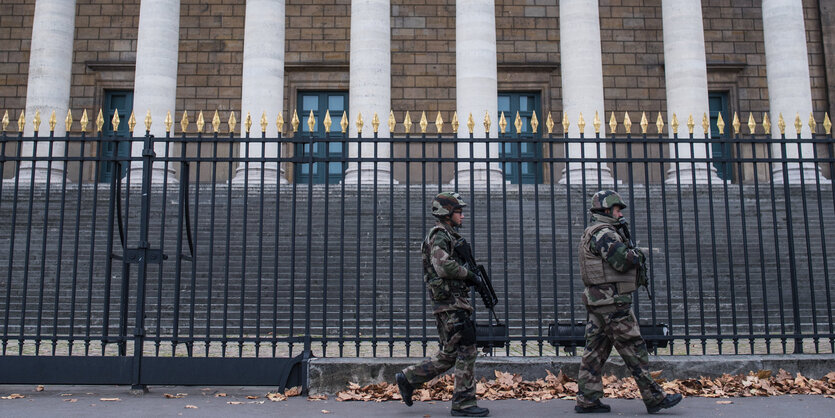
{"left": 646, "top": 393, "right": 682, "bottom": 414}
{"left": 574, "top": 399, "right": 611, "bottom": 413}
{"left": 395, "top": 372, "right": 414, "bottom": 406}
{"left": 451, "top": 405, "right": 490, "bottom": 416}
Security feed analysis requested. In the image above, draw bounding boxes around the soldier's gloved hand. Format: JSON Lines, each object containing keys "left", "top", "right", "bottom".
{"left": 466, "top": 270, "right": 482, "bottom": 287}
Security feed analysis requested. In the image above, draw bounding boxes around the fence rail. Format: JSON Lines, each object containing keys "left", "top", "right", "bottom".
{"left": 1, "top": 117, "right": 834, "bottom": 385}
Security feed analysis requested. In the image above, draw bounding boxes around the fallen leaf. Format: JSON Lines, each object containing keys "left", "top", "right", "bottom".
{"left": 164, "top": 393, "right": 185, "bottom": 399}
{"left": 227, "top": 401, "right": 244, "bottom": 405}
{"left": 1, "top": 394, "right": 25, "bottom": 399}
{"left": 36, "top": 385, "right": 44, "bottom": 392}
{"left": 215, "top": 393, "right": 227, "bottom": 397}
{"left": 63, "top": 399, "right": 78, "bottom": 403}
{"left": 267, "top": 392, "right": 287, "bottom": 402}
{"left": 246, "top": 395, "right": 259, "bottom": 399}
{"left": 285, "top": 386, "right": 302, "bottom": 397}
{"left": 60, "top": 393, "right": 73, "bottom": 397}
{"left": 717, "top": 400, "right": 733, "bottom": 404}
{"left": 321, "top": 410, "right": 331, "bottom": 414}
{"left": 185, "top": 405, "right": 198, "bottom": 409}
{"left": 308, "top": 394, "right": 328, "bottom": 401}
{"left": 100, "top": 398, "right": 121, "bottom": 402}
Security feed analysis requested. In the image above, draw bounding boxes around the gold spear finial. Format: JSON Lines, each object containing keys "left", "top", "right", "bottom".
{"left": 545, "top": 112, "right": 554, "bottom": 135}
{"left": 323, "top": 110, "right": 332, "bottom": 133}
{"left": 561, "top": 112, "right": 569, "bottom": 134}
{"left": 17, "top": 110, "right": 25, "bottom": 132}
{"left": 531, "top": 110, "right": 539, "bottom": 134}
{"left": 196, "top": 110, "right": 205, "bottom": 132}
{"left": 763, "top": 113, "right": 771, "bottom": 135}
{"left": 372, "top": 112, "right": 380, "bottom": 133}
{"left": 717, "top": 112, "right": 725, "bottom": 135}
{"left": 65, "top": 109, "right": 73, "bottom": 133}
{"left": 732, "top": 112, "right": 741, "bottom": 135}
{"left": 227, "top": 111, "right": 237, "bottom": 134}
{"left": 260, "top": 112, "right": 269, "bottom": 133}
{"left": 33, "top": 110, "right": 41, "bottom": 133}
{"left": 80, "top": 109, "right": 88, "bottom": 133}
{"left": 702, "top": 113, "right": 710, "bottom": 135}
{"left": 128, "top": 110, "right": 136, "bottom": 133}
{"left": 609, "top": 112, "right": 618, "bottom": 135}
{"left": 167, "top": 110, "right": 174, "bottom": 132}
{"left": 340, "top": 111, "right": 348, "bottom": 134}
{"left": 291, "top": 109, "right": 300, "bottom": 133}
{"left": 808, "top": 112, "right": 816, "bottom": 135}
{"left": 655, "top": 113, "right": 664, "bottom": 134}
{"left": 244, "top": 112, "right": 252, "bottom": 133}
{"left": 515, "top": 111, "right": 523, "bottom": 134}
{"left": 452, "top": 112, "right": 459, "bottom": 133}
{"left": 402, "top": 111, "right": 411, "bottom": 134}
{"left": 499, "top": 112, "right": 508, "bottom": 134}
{"left": 623, "top": 112, "right": 632, "bottom": 134}
{"left": 793, "top": 113, "right": 802, "bottom": 135}
{"left": 640, "top": 112, "right": 648, "bottom": 134}
{"left": 2, "top": 110, "right": 9, "bottom": 132}
{"left": 180, "top": 110, "right": 189, "bottom": 133}
{"left": 277, "top": 112, "right": 284, "bottom": 134}
{"left": 307, "top": 109, "right": 316, "bottom": 133}
{"left": 686, "top": 114, "right": 694, "bottom": 135}
{"left": 483, "top": 111, "right": 491, "bottom": 134}
{"left": 435, "top": 111, "right": 444, "bottom": 134}
{"left": 389, "top": 110, "right": 398, "bottom": 133}
{"left": 146, "top": 110, "right": 154, "bottom": 132}
{"left": 671, "top": 113, "right": 679, "bottom": 135}
{"left": 419, "top": 111, "right": 428, "bottom": 134}
{"left": 747, "top": 113, "right": 757, "bottom": 135}
{"left": 95, "top": 109, "right": 104, "bottom": 133}
{"left": 356, "top": 112, "right": 364, "bottom": 134}
{"left": 111, "top": 109, "right": 120, "bottom": 132}
{"left": 575, "top": 112, "right": 583, "bottom": 135}
{"left": 212, "top": 110, "right": 221, "bottom": 133}
{"left": 466, "top": 112, "right": 475, "bottom": 134}
{"left": 778, "top": 113, "right": 786, "bottom": 135}
{"left": 48, "top": 110, "right": 56, "bottom": 132}
{"left": 824, "top": 113, "right": 832, "bottom": 135}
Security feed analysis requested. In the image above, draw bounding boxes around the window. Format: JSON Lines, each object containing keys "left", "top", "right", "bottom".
{"left": 708, "top": 92, "right": 732, "bottom": 180}
{"left": 294, "top": 91, "right": 348, "bottom": 184}
{"left": 498, "top": 92, "right": 543, "bottom": 184}
{"left": 98, "top": 90, "right": 132, "bottom": 183}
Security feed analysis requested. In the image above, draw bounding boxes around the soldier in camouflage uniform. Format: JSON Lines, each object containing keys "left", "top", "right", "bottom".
{"left": 575, "top": 190, "right": 682, "bottom": 414}
{"left": 395, "top": 192, "right": 490, "bottom": 417}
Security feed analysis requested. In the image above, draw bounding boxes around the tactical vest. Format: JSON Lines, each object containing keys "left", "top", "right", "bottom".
{"left": 578, "top": 223, "right": 637, "bottom": 291}
{"left": 423, "top": 225, "right": 469, "bottom": 302}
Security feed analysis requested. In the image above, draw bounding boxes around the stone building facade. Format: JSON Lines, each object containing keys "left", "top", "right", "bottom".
{"left": 1, "top": 0, "right": 833, "bottom": 183}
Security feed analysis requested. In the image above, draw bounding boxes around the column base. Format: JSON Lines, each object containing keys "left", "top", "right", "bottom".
{"left": 232, "top": 165, "right": 288, "bottom": 184}
{"left": 772, "top": 164, "right": 832, "bottom": 184}
{"left": 665, "top": 164, "right": 724, "bottom": 184}
{"left": 449, "top": 166, "right": 505, "bottom": 186}
{"left": 128, "top": 164, "right": 179, "bottom": 185}
{"left": 559, "top": 166, "right": 618, "bottom": 185}
{"left": 12, "top": 165, "right": 67, "bottom": 184}
{"left": 343, "top": 163, "right": 399, "bottom": 184}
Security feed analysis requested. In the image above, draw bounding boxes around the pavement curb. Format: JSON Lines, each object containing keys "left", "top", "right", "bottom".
{"left": 308, "top": 354, "right": 835, "bottom": 394}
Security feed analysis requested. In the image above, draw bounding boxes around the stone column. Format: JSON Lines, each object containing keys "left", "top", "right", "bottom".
{"left": 234, "top": 0, "right": 287, "bottom": 184}
{"left": 558, "top": 0, "right": 614, "bottom": 184}
{"left": 17, "top": 0, "right": 76, "bottom": 183}
{"left": 129, "top": 0, "right": 180, "bottom": 184}
{"left": 662, "top": 0, "right": 722, "bottom": 184}
{"left": 763, "top": 0, "right": 829, "bottom": 183}
{"left": 452, "top": 0, "right": 503, "bottom": 185}
{"left": 344, "top": 0, "right": 395, "bottom": 184}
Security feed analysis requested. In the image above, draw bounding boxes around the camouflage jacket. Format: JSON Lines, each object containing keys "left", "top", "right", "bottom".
{"left": 422, "top": 221, "right": 473, "bottom": 314}
{"left": 579, "top": 212, "right": 641, "bottom": 306}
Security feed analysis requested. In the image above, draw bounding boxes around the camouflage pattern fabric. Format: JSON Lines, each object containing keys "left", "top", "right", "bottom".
{"left": 402, "top": 309, "right": 478, "bottom": 410}
{"left": 581, "top": 212, "right": 642, "bottom": 306}
{"left": 422, "top": 221, "right": 473, "bottom": 314}
{"left": 576, "top": 303, "right": 666, "bottom": 409}
{"left": 432, "top": 191, "right": 467, "bottom": 217}
{"left": 590, "top": 189, "right": 627, "bottom": 211}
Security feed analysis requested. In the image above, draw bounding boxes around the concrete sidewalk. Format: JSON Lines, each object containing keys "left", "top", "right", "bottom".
{"left": 0, "top": 384, "right": 832, "bottom": 417}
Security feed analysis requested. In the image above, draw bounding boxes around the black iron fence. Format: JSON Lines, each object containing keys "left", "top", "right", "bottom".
{"left": 1, "top": 116, "right": 834, "bottom": 387}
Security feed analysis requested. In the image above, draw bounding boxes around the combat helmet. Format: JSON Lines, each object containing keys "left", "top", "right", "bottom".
{"left": 432, "top": 192, "right": 467, "bottom": 218}
{"left": 590, "top": 190, "right": 627, "bottom": 212}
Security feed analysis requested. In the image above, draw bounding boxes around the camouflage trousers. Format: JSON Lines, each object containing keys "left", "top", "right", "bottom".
{"left": 576, "top": 303, "right": 666, "bottom": 408}
{"left": 402, "top": 309, "right": 477, "bottom": 410}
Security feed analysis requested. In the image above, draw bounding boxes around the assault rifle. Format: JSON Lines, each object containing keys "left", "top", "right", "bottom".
{"left": 617, "top": 217, "right": 652, "bottom": 300}
{"left": 453, "top": 239, "right": 506, "bottom": 349}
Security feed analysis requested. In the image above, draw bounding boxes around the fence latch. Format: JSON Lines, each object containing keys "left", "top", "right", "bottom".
{"left": 124, "top": 248, "right": 167, "bottom": 265}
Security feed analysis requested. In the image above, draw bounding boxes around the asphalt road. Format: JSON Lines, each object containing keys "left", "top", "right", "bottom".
{"left": 0, "top": 385, "right": 832, "bottom": 417}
